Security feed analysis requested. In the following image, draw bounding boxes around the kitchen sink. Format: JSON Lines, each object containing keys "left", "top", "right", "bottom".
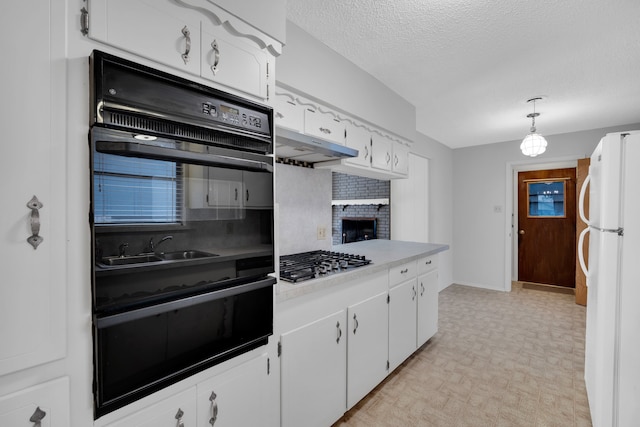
{"left": 159, "top": 250, "right": 218, "bottom": 260}
{"left": 100, "top": 254, "right": 163, "bottom": 266}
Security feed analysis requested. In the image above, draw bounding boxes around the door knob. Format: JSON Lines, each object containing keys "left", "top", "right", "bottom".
{"left": 519, "top": 230, "right": 525, "bottom": 235}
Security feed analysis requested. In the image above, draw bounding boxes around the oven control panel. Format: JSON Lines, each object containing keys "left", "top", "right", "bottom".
{"left": 201, "top": 100, "right": 268, "bottom": 133}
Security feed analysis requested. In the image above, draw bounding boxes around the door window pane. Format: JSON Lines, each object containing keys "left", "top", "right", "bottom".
{"left": 527, "top": 180, "right": 566, "bottom": 217}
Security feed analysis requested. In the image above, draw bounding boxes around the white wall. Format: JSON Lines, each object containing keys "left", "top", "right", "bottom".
{"left": 411, "top": 132, "right": 454, "bottom": 291}
{"left": 276, "top": 21, "right": 416, "bottom": 141}
{"left": 276, "top": 164, "right": 332, "bottom": 255}
{"left": 452, "top": 123, "right": 640, "bottom": 291}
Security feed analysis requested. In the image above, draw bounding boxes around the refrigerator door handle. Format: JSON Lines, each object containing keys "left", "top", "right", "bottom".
{"left": 579, "top": 174, "right": 591, "bottom": 225}
{"left": 578, "top": 227, "right": 590, "bottom": 281}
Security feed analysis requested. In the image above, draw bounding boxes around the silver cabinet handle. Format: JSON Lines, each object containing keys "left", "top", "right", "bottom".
{"left": 246, "top": 189, "right": 249, "bottom": 202}
{"left": 30, "top": 407, "right": 46, "bottom": 426}
{"left": 319, "top": 127, "right": 331, "bottom": 135}
{"left": 336, "top": 321, "right": 342, "bottom": 344}
{"left": 27, "top": 195, "right": 44, "bottom": 249}
{"left": 412, "top": 285, "right": 416, "bottom": 301}
{"left": 394, "top": 154, "right": 399, "bottom": 166}
{"left": 421, "top": 282, "right": 425, "bottom": 297}
{"left": 364, "top": 145, "right": 369, "bottom": 160}
{"left": 425, "top": 260, "right": 432, "bottom": 265}
{"left": 234, "top": 188, "right": 238, "bottom": 201}
{"left": 175, "top": 408, "right": 185, "bottom": 427}
{"left": 400, "top": 268, "right": 408, "bottom": 274}
{"left": 210, "top": 40, "right": 220, "bottom": 76}
{"left": 386, "top": 152, "right": 391, "bottom": 165}
{"left": 209, "top": 391, "right": 219, "bottom": 425}
{"left": 181, "top": 26, "right": 191, "bottom": 64}
{"left": 353, "top": 313, "right": 359, "bottom": 335}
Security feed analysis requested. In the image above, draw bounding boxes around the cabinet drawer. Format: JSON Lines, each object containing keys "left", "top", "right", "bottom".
{"left": 417, "top": 255, "right": 438, "bottom": 275}
{"left": 389, "top": 260, "right": 416, "bottom": 287}
{"left": 303, "top": 108, "right": 345, "bottom": 145}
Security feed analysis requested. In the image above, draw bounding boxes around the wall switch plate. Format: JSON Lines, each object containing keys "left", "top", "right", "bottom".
{"left": 317, "top": 225, "right": 327, "bottom": 240}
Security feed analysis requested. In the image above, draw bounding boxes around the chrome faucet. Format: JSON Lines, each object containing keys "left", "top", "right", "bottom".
{"left": 148, "top": 235, "right": 173, "bottom": 252}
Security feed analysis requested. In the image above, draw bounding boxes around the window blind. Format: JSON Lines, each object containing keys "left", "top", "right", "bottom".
{"left": 93, "top": 151, "right": 182, "bottom": 224}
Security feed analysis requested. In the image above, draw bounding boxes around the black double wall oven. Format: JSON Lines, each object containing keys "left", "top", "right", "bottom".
{"left": 89, "top": 51, "right": 275, "bottom": 417}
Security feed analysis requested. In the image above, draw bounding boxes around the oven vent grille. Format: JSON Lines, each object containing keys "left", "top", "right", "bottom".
{"left": 105, "top": 111, "right": 271, "bottom": 154}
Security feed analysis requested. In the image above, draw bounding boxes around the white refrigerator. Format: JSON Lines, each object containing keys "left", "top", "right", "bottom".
{"left": 578, "top": 130, "right": 640, "bottom": 427}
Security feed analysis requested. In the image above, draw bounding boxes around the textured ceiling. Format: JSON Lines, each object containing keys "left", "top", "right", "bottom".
{"left": 286, "top": 0, "right": 640, "bottom": 148}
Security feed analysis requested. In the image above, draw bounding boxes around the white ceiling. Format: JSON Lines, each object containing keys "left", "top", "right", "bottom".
{"left": 286, "top": 0, "right": 640, "bottom": 148}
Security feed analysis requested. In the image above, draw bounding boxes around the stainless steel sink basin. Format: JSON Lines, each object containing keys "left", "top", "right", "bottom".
{"left": 159, "top": 250, "right": 218, "bottom": 260}
{"left": 100, "top": 254, "right": 163, "bottom": 266}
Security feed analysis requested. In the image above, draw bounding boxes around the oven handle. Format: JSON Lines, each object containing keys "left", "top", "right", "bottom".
{"left": 95, "top": 140, "right": 273, "bottom": 173}
{"left": 94, "top": 277, "right": 276, "bottom": 328}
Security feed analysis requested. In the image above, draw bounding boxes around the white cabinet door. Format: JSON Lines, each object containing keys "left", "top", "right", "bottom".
{"left": 0, "top": 0, "right": 66, "bottom": 376}
{"left": 392, "top": 142, "right": 410, "bottom": 176}
{"left": 388, "top": 279, "right": 418, "bottom": 371}
{"left": 304, "top": 108, "right": 345, "bottom": 145}
{"left": 274, "top": 93, "right": 304, "bottom": 133}
{"left": 417, "top": 270, "right": 439, "bottom": 347}
{"left": 281, "top": 310, "right": 347, "bottom": 427}
{"left": 104, "top": 388, "right": 197, "bottom": 427}
{"left": 346, "top": 292, "right": 389, "bottom": 409}
{"left": 370, "top": 134, "right": 393, "bottom": 171}
{"left": 196, "top": 353, "right": 270, "bottom": 427}
{"left": 87, "top": 0, "right": 201, "bottom": 75}
{"left": 344, "top": 123, "right": 371, "bottom": 168}
{"left": 0, "top": 378, "right": 69, "bottom": 427}
{"left": 201, "top": 23, "right": 268, "bottom": 99}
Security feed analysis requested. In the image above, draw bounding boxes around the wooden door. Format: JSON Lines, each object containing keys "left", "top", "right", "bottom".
{"left": 575, "top": 158, "right": 590, "bottom": 305}
{"left": 518, "top": 168, "right": 577, "bottom": 287}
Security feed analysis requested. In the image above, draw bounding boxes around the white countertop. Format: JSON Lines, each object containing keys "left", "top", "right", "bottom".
{"left": 276, "top": 240, "right": 449, "bottom": 302}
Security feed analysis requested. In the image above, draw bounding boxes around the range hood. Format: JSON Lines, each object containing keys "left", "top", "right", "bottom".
{"left": 275, "top": 127, "right": 358, "bottom": 164}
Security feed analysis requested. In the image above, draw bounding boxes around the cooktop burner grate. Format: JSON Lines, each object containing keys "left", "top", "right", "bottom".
{"left": 279, "top": 250, "right": 372, "bottom": 283}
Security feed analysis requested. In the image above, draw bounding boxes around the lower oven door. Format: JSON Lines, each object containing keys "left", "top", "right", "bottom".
{"left": 93, "top": 276, "right": 275, "bottom": 417}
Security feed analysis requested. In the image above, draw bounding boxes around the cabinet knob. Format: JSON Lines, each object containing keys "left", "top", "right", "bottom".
{"left": 519, "top": 230, "right": 525, "bottom": 235}
{"left": 29, "top": 407, "right": 46, "bottom": 426}
{"left": 210, "top": 40, "right": 220, "bottom": 76}
{"left": 209, "top": 391, "right": 219, "bottom": 425}
{"left": 181, "top": 26, "right": 191, "bottom": 64}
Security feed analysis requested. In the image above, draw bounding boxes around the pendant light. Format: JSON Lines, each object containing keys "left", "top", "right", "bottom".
{"left": 520, "top": 97, "right": 547, "bottom": 157}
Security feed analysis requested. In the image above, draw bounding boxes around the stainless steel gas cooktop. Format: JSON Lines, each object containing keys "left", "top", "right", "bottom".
{"left": 279, "top": 250, "right": 372, "bottom": 283}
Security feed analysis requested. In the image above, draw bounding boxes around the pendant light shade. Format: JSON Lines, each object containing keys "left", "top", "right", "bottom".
{"left": 521, "top": 97, "right": 547, "bottom": 157}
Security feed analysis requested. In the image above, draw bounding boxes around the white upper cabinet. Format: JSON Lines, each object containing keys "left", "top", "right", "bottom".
{"left": 274, "top": 92, "right": 304, "bottom": 133}
{"left": 84, "top": 0, "right": 281, "bottom": 101}
{"left": 345, "top": 122, "right": 372, "bottom": 168}
{"left": 0, "top": 0, "right": 66, "bottom": 376}
{"left": 392, "top": 142, "right": 410, "bottom": 176}
{"left": 303, "top": 108, "right": 345, "bottom": 145}
{"left": 200, "top": 23, "right": 269, "bottom": 99}
{"left": 370, "top": 133, "right": 393, "bottom": 172}
{"left": 86, "top": 0, "right": 201, "bottom": 74}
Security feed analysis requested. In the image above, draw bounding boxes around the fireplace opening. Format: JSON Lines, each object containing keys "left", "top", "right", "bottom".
{"left": 341, "top": 218, "right": 377, "bottom": 244}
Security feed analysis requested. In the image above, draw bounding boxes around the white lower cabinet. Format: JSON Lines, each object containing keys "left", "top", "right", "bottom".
{"left": 388, "top": 278, "right": 418, "bottom": 371}
{"left": 104, "top": 388, "right": 197, "bottom": 427}
{"left": 0, "top": 377, "right": 70, "bottom": 427}
{"left": 280, "top": 310, "right": 347, "bottom": 427}
{"left": 196, "top": 353, "right": 270, "bottom": 427}
{"left": 104, "top": 353, "right": 271, "bottom": 427}
{"left": 346, "top": 291, "right": 389, "bottom": 409}
{"left": 417, "top": 270, "right": 439, "bottom": 348}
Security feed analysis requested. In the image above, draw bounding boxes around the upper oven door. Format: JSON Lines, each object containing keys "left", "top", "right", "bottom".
{"left": 90, "top": 126, "right": 274, "bottom": 313}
